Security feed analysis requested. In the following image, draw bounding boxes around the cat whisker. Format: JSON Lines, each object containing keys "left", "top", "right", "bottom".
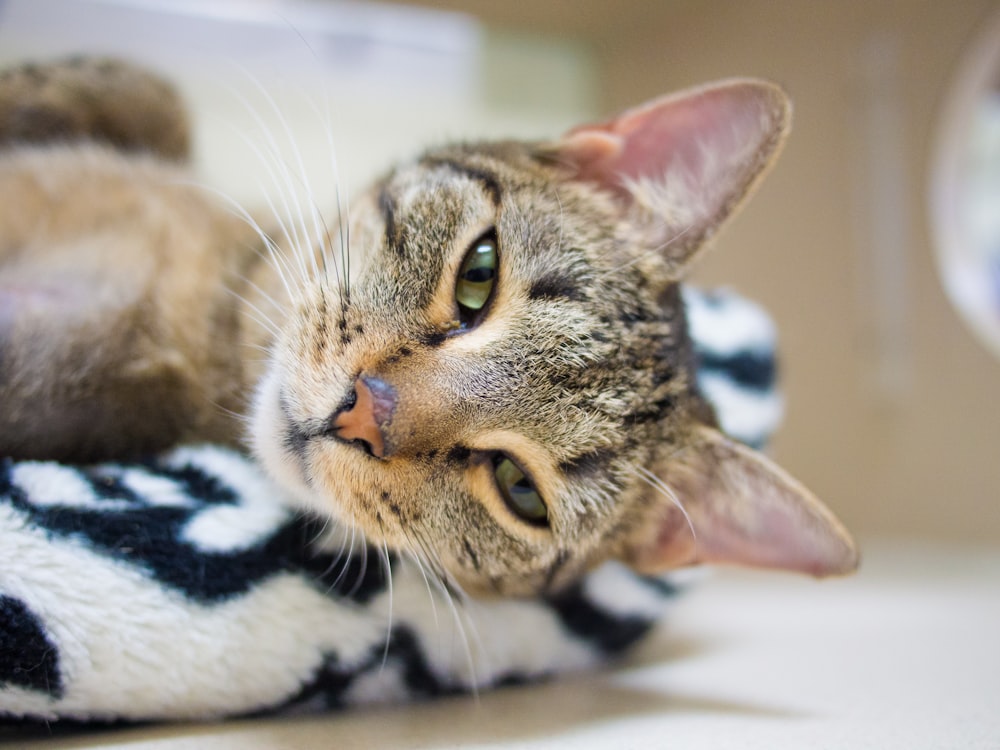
{"left": 319, "top": 519, "right": 357, "bottom": 592}
{"left": 182, "top": 181, "right": 301, "bottom": 307}
{"left": 204, "top": 398, "right": 253, "bottom": 428}
{"left": 333, "top": 515, "right": 353, "bottom": 559}
{"left": 310, "top": 200, "right": 336, "bottom": 287}
{"left": 227, "top": 274, "right": 283, "bottom": 333}
{"left": 346, "top": 530, "right": 371, "bottom": 600}
{"left": 552, "top": 184, "right": 566, "bottom": 257}
{"left": 292, "top": 508, "right": 344, "bottom": 585}
{"left": 252, "top": 169, "right": 312, "bottom": 283}
{"left": 223, "top": 83, "right": 314, "bottom": 295}
{"left": 303, "top": 510, "right": 333, "bottom": 552}
{"left": 239, "top": 75, "right": 330, "bottom": 292}
{"left": 252, "top": 152, "right": 332, "bottom": 297}
{"left": 250, "top": 24, "right": 344, "bottom": 292}
{"left": 409, "top": 530, "right": 483, "bottom": 696}
{"left": 240, "top": 143, "right": 322, "bottom": 301}
{"left": 329, "top": 520, "right": 360, "bottom": 592}
{"left": 377, "top": 532, "right": 395, "bottom": 672}
{"left": 303, "top": 94, "right": 350, "bottom": 300}
{"left": 238, "top": 345, "right": 271, "bottom": 357}
{"left": 338, "top": 191, "right": 351, "bottom": 303}
{"left": 223, "top": 287, "right": 282, "bottom": 340}
{"left": 402, "top": 542, "right": 440, "bottom": 630}
{"left": 635, "top": 465, "right": 697, "bottom": 542}
{"left": 399, "top": 533, "right": 466, "bottom": 680}
{"left": 599, "top": 223, "right": 696, "bottom": 279}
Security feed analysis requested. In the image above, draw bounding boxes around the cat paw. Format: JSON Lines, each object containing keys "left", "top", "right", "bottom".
{"left": 0, "top": 56, "right": 190, "bottom": 160}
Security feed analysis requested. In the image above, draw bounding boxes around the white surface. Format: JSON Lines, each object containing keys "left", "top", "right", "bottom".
{"left": 0, "top": 0, "right": 598, "bottom": 209}
{"left": 9, "top": 539, "right": 1000, "bottom": 749}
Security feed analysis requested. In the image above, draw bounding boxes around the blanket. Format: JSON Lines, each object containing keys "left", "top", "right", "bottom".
{"left": 0, "top": 287, "right": 782, "bottom": 723}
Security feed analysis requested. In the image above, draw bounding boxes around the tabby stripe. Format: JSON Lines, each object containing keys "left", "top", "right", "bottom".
{"left": 422, "top": 158, "right": 502, "bottom": 207}
{"left": 378, "top": 185, "right": 405, "bottom": 256}
{"left": 528, "top": 271, "right": 584, "bottom": 302}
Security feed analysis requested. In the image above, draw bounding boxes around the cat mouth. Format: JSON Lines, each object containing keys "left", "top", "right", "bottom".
{"left": 251, "top": 374, "right": 394, "bottom": 534}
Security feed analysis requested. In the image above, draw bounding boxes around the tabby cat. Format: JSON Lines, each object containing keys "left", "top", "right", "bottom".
{"left": 0, "top": 58, "right": 857, "bottom": 597}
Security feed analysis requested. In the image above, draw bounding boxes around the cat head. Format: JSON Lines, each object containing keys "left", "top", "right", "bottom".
{"left": 250, "top": 79, "right": 858, "bottom": 596}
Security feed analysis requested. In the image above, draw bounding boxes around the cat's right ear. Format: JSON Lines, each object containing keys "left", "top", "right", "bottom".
{"left": 540, "top": 80, "right": 791, "bottom": 276}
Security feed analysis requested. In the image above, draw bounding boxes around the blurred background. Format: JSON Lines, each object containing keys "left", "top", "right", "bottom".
{"left": 0, "top": 0, "right": 997, "bottom": 545}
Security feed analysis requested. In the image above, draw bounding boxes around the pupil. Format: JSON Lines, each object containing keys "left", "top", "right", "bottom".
{"left": 464, "top": 267, "right": 495, "bottom": 283}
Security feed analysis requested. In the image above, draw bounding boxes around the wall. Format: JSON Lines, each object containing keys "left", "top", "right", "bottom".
{"left": 599, "top": 0, "right": 1000, "bottom": 543}
{"left": 0, "top": 0, "right": 598, "bottom": 206}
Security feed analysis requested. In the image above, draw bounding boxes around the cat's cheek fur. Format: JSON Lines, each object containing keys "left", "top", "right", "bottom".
{"left": 249, "top": 368, "right": 323, "bottom": 513}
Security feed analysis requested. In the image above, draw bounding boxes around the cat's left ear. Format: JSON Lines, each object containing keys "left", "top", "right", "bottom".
{"left": 622, "top": 425, "right": 859, "bottom": 578}
{"left": 543, "top": 80, "right": 791, "bottom": 276}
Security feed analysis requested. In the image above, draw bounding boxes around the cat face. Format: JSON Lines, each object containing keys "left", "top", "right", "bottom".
{"left": 251, "top": 81, "right": 859, "bottom": 596}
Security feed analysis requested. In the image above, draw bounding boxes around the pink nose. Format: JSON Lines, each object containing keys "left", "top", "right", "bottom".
{"left": 331, "top": 376, "right": 396, "bottom": 458}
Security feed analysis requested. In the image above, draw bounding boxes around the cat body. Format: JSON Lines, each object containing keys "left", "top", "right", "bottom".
{"left": 0, "top": 58, "right": 857, "bottom": 598}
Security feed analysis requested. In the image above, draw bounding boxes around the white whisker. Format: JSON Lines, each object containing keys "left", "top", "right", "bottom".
{"left": 234, "top": 126, "right": 313, "bottom": 289}
{"left": 330, "top": 521, "right": 359, "bottom": 591}
{"left": 186, "top": 181, "right": 299, "bottom": 306}
{"left": 378, "top": 536, "right": 394, "bottom": 671}
{"left": 600, "top": 223, "right": 695, "bottom": 279}
{"left": 411, "top": 532, "right": 482, "bottom": 697}
{"left": 240, "top": 75, "right": 326, "bottom": 288}
{"left": 222, "top": 80, "right": 313, "bottom": 291}
{"left": 224, "top": 288, "right": 281, "bottom": 340}
{"left": 635, "top": 465, "right": 697, "bottom": 542}
{"left": 321, "top": 105, "right": 351, "bottom": 299}
{"left": 404, "top": 544, "right": 440, "bottom": 629}
{"left": 348, "top": 532, "right": 370, "bottom": 599}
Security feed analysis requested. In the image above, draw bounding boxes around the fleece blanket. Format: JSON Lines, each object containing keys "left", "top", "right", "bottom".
{"left": 0, "top": 287, "right": 782, "bottom": 723}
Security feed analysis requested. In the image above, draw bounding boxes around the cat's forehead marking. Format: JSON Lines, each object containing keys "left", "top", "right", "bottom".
{"left": 419, "top": 157, "right": 503, "bottom": 206}
{"left": 377, "top": 184, "right": 404, "bottom": 257}
{"left": 399, "top": 161, "right": 506, "bottom": 253}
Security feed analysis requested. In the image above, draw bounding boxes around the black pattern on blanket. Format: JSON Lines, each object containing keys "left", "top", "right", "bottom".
{"left": 0, "top": 288, "right": 781, "bottom": 723}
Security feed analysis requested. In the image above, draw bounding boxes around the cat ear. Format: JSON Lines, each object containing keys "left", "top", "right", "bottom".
{"left": 545, "top": 80, "right": 791, "bottom": 275}
{"left": 623, "top": 426, "right": 859, "bottom": 577}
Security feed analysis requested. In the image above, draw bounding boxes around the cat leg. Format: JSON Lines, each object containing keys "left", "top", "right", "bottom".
{"left": 0, "top": 56, "right": 190, "bottom": 160}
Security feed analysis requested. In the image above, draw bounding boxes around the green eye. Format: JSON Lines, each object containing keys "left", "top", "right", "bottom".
{"left": 455, "top": 232, "right": 497, "bottom": 323}
{"left": 494, "top": 455, "right": 547, "bottom": 526}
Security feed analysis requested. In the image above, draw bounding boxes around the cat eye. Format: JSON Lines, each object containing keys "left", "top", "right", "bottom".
{"left": 493, "top": 454, "right": 548, "bottom": 526}
{"left": 454, "top": 230, "right": 498, "bottom": 326}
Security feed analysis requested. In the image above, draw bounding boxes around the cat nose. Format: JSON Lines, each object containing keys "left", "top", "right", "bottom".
{"left": 329, "top": 376, "right": 397, "bottom": 458}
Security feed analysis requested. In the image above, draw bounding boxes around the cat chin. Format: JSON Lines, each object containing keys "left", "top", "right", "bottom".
{"left": 248, "top": 368, "right": 332, "bottom": 517}
{"left": 248, "top": 366, "right": 412, "bottom": 550}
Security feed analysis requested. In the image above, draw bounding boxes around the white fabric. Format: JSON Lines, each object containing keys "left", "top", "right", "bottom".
{"left": 11, "top": 540, "right": 992, "bottom": 749}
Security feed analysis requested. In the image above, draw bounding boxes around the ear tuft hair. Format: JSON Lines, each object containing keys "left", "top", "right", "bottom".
{"left": 546, "top": 79, "right": 791, "bottom": 276}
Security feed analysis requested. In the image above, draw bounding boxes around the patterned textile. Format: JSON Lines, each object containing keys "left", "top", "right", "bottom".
{"left": 0, "top": 287, "right": 778, "bottom": 723}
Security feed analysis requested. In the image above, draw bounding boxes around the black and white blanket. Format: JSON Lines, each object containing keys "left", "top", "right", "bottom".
{"left": 0, "top": 287, "right": 782, "bottom": 723}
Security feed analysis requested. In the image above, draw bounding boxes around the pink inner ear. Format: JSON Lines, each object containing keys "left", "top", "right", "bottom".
{"left": 567, "top": 82, "right": 784, "bottom": 189}
{"left": 637, "top": 481, "right": 859, "bottom": 579}
{"left": 632, "top": 429, "right": 859, "bottom": 579}
{"left": 689, "top": 498, "right": 859, "bottom": 578}
{"left": 558, "top": 80, "right": 789, "bottom": 253}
